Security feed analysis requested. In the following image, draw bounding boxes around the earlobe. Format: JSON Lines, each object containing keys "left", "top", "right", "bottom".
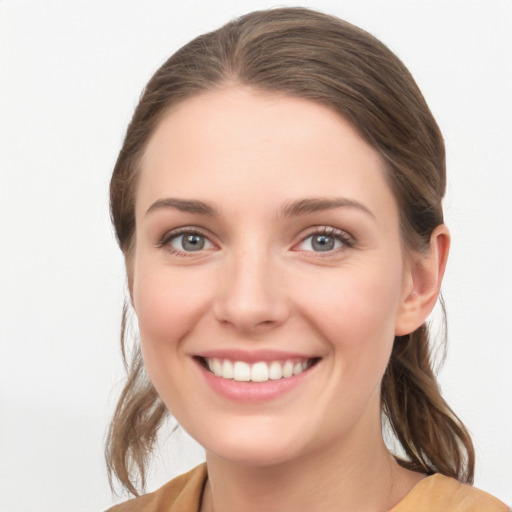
{"left": 395, "top": 225, "right": 450, "bottom": 336}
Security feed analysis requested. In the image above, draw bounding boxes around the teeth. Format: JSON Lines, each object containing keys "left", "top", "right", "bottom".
{"left": 212, "top": 358, "right": 222, "bottom": 375}
{"left": 233, "top": 361, "right": 251, "bottom": 381}
{"left": 251, "top": 362, "right": 269, "bottom": 382}
{"left": 269, "top": 361, "right": 282, "bottom": 380}
{"left": 205, "top": 357, "right": 313, "bottom": 382}
{"left": 282, "top": 361, "right": 294, "bottom": 378}
{"left": 222, "top": 359, "right": 234, "bottom": 379}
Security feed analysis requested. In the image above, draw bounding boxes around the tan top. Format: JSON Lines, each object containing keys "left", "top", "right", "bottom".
{"left": 390, "top": 473, "right": 509, "bottom": 511}
{"left": 105, "top": 464, "right": 509, "bottom": 512}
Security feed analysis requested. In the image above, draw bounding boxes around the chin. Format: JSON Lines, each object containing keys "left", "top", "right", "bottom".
{"left": 196, "top": 425, "right": 309, "bottom": 467}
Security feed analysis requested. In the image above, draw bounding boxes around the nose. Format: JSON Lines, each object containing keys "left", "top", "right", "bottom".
{"left": 213, "top": 245, "right": 290, "bottom": 333}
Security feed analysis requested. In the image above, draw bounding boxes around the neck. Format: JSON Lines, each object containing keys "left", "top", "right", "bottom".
{"left": 201, "top": 419, "right": 423, "bottom": 512}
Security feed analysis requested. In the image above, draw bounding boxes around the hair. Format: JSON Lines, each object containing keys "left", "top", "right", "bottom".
{"left": 106, "top": 7, "right": 475, "bottom": 496}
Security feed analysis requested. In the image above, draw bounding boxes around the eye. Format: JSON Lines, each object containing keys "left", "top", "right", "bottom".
{"left": 295, "top": 227, "right": 353, "bottom": 253}
{"left": 160, "top": 229, "right": 215, "bottom": 254}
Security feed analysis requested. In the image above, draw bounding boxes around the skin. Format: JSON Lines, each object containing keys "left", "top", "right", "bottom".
{"left": 132, "top": 87, "right": 449, "bottom": 512}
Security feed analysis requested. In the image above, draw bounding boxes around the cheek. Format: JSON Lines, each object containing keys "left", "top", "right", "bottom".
{"left": 131, "top": 261, "right": 214, "bottom": 417}
{"left": 132, "top": 261, "right": 211, "bottom": 354}
{"left": 304, "top": 264, "right": 401, "bottom": 334}
{"left": 297, "top": 263, "right": 403, "bottom": 376}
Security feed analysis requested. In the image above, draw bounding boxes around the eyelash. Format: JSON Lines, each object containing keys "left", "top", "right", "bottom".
{"left": 294, "top": 226, "right": 355, "bottom": 254}
{"left": 157, "top": 225, "right": 355, "bottom": 256}
{"left": 158, "top": 227, "right": 216, "bottom": 256}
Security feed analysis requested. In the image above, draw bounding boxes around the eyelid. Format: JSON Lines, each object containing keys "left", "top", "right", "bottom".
{"left": 157, "top": 226, "right": 218, "bottom": 255}
{"left": 292, "top": 226, "right": 355, "bottom": 252}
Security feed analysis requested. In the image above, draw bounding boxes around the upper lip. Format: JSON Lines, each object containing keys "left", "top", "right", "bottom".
{"left": 194, "top": 349, "right": 319, "bottom": 363}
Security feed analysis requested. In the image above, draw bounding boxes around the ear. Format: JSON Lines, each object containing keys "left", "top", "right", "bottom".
{"left": 394, "top": 224, "right": 450, "bottom": 336}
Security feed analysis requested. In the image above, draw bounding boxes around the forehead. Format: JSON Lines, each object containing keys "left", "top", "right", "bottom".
{"left": 136, "top": 87, "right": 397, "bottom": 220}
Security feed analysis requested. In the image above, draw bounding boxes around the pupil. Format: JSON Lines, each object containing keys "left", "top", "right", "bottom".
{"left": 182, "top": 234, "right": 204, "bottom": 251}
{"left": 312, "top": 235, "right": 334, "bottom": 251}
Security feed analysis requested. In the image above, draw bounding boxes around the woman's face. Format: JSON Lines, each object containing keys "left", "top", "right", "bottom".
{"left": 132, "top": 87, "right": 416, "bottom": 466}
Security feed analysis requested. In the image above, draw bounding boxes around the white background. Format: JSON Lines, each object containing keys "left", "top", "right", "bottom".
{"left": 1, "top": 0, "right": 511, "bottom": 510}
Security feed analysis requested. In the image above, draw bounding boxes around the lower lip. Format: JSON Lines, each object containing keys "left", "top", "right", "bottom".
{"left": 196, "top": 360, "right": 317, "bottom": 403}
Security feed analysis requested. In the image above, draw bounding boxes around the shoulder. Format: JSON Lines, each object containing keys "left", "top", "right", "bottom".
{"left": 104, "top": 464, "right": 207, "bottom": 512}
{"left": 392, "top": 473, "right": 510, "bottom": 512}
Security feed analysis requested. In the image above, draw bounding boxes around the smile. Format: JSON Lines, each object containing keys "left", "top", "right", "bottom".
{"left": 202, "top": 357, "right": 318, "bottom": 383}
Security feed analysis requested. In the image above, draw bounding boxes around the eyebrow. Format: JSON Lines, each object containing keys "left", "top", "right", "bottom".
{"left": 145, "top": 196, "right": 375, "bottom": 219}
{"left": 279, "top": 197, "right": 375, "bottom": 219}
{"left": 146, "top": 198, "right": 218, "bottom": 216}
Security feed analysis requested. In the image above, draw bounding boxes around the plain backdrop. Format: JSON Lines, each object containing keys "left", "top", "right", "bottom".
{"left": 1, "top": 0, "right": 511, "bottom": 510}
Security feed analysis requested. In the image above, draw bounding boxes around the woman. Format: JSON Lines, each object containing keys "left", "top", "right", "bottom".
{"left": 105, "top": 7, "right": 509, "bottom": 511}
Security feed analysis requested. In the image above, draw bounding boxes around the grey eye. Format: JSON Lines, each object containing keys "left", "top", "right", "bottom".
{"left": 171, "top": 233, "right": 209, "bottom": 252}
{"left": 311, "top": 234, "right": 335, "bottom": 251}
{"left": 296, "top": 232, "right": 345, "bottom": 252}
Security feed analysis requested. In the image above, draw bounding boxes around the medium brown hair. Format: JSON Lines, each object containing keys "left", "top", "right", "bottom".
{"left": 106, "top": 7, "right": 474, "bottom": 496}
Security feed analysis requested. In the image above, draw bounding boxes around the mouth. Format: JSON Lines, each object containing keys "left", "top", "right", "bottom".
{"left": 196, "top": 356, "right": 320, "bottom": 383}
